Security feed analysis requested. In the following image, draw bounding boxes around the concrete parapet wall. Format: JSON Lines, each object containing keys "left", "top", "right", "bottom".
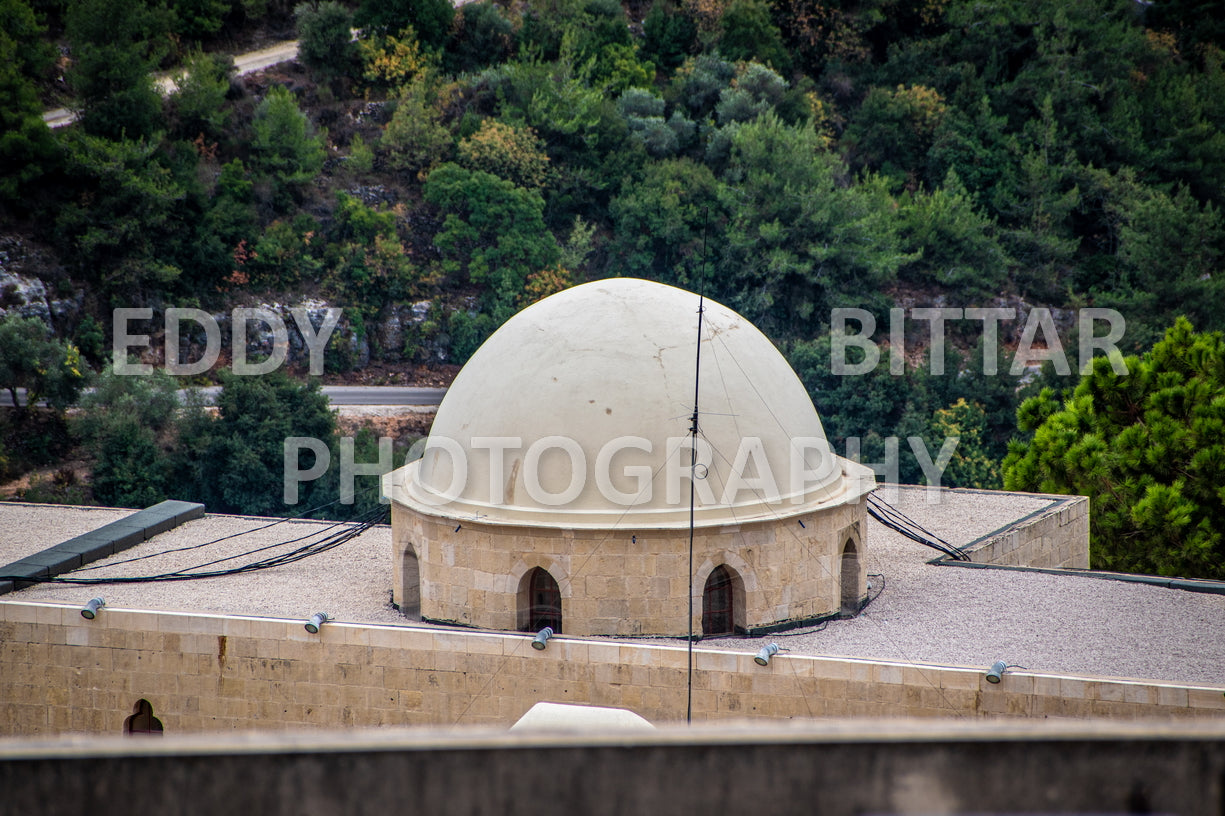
{"left": 1, "top": 600, "right": 1221, "bottom": 738}
{"left": 957, "top": 492, "right": 1089, "bottom": 569}
{"left": 3, "top": 720, "right": 1225, "bottom": 816}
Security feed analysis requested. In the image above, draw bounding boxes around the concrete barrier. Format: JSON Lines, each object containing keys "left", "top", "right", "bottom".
{"left": 1, "top": 719, "right": 1223, "bottom": 815}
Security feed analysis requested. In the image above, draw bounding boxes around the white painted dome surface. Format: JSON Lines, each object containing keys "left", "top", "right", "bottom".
{"left": 388, "top": 278, "right": 872, "bottom": 528}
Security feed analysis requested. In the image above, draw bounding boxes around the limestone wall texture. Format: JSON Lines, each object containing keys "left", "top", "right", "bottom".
{"left": 2, "top": 600, "right": 1222, "bottom": 738}
{"left": 393, "top": 501, "right": 866, "bottom": 636}
{"left": 960, "top": 494, "right": 1090, "bottom": 569}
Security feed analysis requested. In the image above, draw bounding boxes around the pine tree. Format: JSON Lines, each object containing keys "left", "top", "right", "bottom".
{"left": 1004, "top": 317, "right": 1225, "bottom": 579}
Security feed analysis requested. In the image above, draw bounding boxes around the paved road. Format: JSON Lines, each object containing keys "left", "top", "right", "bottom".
{"left": 1, "top": 384, "right": 447, "bottom": 409}
{"left": 195, "top": 384, "right": 446, "bottom": 406}
{"left": 42, "top": 40, "right": 301, "bottom": 129}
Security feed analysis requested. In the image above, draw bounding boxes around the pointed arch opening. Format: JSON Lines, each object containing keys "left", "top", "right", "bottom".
{"left": 702, "top": 564, "right": 745, "bottom": 637}
{"left": 124, "top": 699, "right": 163, "bottom": 736}
{"left": 840, "top": 538, "right": 860, "bottom": 616}
{"left": 400, "top": 544, "right": 420, "bottom": 619}
{"left": 519, "top": 567, "right": 562, "bottom": 634}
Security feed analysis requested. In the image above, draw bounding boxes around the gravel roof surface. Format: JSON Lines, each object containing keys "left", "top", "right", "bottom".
{"left": 10, "top": 511, "right": 405, "bottom": 626}
{"left": 6, "top": 487, "right": 1224, "bottom": 686}
{"left": 0, "top": 503, "right": 135, "bottom": 567}
{"left": 735, "top": 486, "right": 1225, "bottom": 686}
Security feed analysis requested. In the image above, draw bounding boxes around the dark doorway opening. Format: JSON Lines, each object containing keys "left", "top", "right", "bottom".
{"left": 702, "top": 565, "right": 736, "bottom": 637}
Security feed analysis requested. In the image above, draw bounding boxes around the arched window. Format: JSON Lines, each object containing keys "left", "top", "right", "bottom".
{"left": 702, "top": 565, "right": 736, "bottom": 637}
{"left": 840, "top": 538, "right": 860, "bottom": 616}
{"left": 124, "top": 699, "right": 163, "bottom": 736}
{"left": 524, "top": 567, "right": 562, "bottom": 633}
{"left": 400, "top": 545, "right": 420, "bottom": 618}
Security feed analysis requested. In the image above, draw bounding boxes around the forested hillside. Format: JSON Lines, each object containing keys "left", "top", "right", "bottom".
{"left": 2, "top": 0, "right": 1224, "bottom": 571}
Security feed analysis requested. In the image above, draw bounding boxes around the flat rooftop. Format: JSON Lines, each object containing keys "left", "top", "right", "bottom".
{"left": 4, "top": 487, "right": 1223, "bottom": 685}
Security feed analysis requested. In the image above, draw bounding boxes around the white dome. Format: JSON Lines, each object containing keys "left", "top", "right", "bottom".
{"left": 386, "top": 278, "right": 873, "bottom": 528}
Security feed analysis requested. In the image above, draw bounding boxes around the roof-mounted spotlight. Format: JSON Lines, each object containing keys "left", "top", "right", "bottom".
{"left": 985, "top": 660, "right": 1009, "bottom": 684}
{"left": 531, "top": 626, "right": 553, "bottom": 651}
{"left": 754, "top": 643, "right": 781, "bottom": 667}
{"left": 304, "top": 612, "right": 330, "bottom": 634}
{"left": 80, "top": 597, "right": 105, "bottom": 620}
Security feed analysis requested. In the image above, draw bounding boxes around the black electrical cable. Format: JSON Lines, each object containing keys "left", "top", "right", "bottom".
{"left": 70, "top": 487, "right": 379, "bottom": 573}
{"left": 2, "top": 504, "right": 389, "bottom": 586}
{"left": 865, "top": 492, "right": 969, "bottom": 561}
{"left": 862, "top": 572, "right": 886, "bottom": 611}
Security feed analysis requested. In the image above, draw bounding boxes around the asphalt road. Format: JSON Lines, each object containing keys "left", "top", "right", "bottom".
{"left": 42, "top": 40, "right": 301, "bottom": 129}
{"left": 0, "top": 384, "right": 447, "bottom": 409}
{"left": 196, "top": 384, "right": 447, "bottom": 406}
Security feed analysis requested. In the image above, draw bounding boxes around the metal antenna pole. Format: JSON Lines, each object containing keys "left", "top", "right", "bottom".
{"left": 687, "top": 294, "right": 704, "bottom": 725}
{"left": 687, "top": 208, "right": 711, "bottom": 726}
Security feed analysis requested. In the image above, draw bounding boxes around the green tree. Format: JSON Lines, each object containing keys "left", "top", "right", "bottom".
{"left": 176, "top": 370, "right": 340, "bottom": 516}
{"left": 245, "top": 213, "right": 324, "bottom": 289}
{"left": 929, "top": 398, "right": 1001, "bottom": 489}
{"left": 424, "top": 162, "right": 560, "bottom": 320}
{"left": 173, "top": 0, "right": 231, "bottom": 41}
{"left": 671, "top": 53, "right": 735, "bottom": 121}
{"left": 587, "top": 42, "right": 655, "bottom": 94}
{"left": 54, "top": 132, "right": 188, "bottom": 296}
{"left": 717, "top": 0, "right": 790, "bottom": 73}
{"left": 482, "top": 57, "right": 605, "bottom": 149}
{"left": 0, "top": 31, "right": 58, "bottom": 205}
{"left": 190, "top": 157, "right": 259, "bottom": 290}
{"left": 999, "top": 94, "right": 1081, "bottom": 296}
{"left": 169, "top": 50, "right": 234, "bottom": 140}
{"left": 609, "top": 157, "right": 722, "bottom": 285}
{"left": 1085, "top": 168, "right": 1225, "bottom": 339}
{"left": 642, "top": 0, "right": 697, "bottom": 71}
{"left": 65, "top": 0, "right": 171, "bottom": 140}
{"left": 381, "top": 76, "right": 453, "bottom": 174}
{"left": 1, "top": 0, "right": 55, "bottom": 80}
{"left": 618, "top": 88, "right": 694, "bottom": 158}
{"left": 355, "top": 0, "right": 454, "bottom": 50}
{"left": 896, "top": 169, "right": 1010, "bottom": 298}
{"left": 564, "top": 0, "right": 632, "bottom": 66}
{"left": 295, "top": 0, "right": 358, "bottom": 79}
{"left": 320, "top": 192, "right": 436, "bottom": 309}
{"left": 714, "top": 62, "right": 788, "bottom": 126}
{"left": 0, "top": 316, "right": 88, "bottom": 413}
{"left": 90, "top": 415, "right": 171, "bottom": 507}
{"left": 714, "top": 113, "right": 913, "bottom": 332}
{"left": 844, "top": 83, "right": 948, "bottom": 187}
{"left": 788, "top": 333, "right": 938, "bottom": 485}
{"left": 443, "top": 1, "right": 513, "bottom": 75}
{"left": 75, "top": 366, "right": 181, "bottom": 508}
{"left": 1004, "top": 317, "right": 1225, "bottom": 579}
{"left": 250, "top": 84, "right": 327, "bottom": 200}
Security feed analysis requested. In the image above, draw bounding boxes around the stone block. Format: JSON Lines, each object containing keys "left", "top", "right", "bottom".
{"left": 1123, "top": 684, "right": 1155, "bottom": 705}
{"left": 1187, "top": 687, "right": 1225, "bottom": 711}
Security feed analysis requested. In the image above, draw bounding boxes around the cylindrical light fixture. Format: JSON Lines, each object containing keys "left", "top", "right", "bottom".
{"left": 81, "top": 597, "right": 105, "bottom": 620}
{"left": 985, "top": 660, "right": 1008, "bottom": 684}
{"left": 531, "top": 626, "right": 553, "bottom": 650}
{"left": 754, "top": 643, "right": 781, "bottom": 666}
{"left": 305, "top": 612, "right": 329, "bottom": 634}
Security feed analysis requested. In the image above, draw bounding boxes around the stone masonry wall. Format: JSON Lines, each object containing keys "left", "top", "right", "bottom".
{"left": 2, "top": 600, "right": 1222, "bottom": 737}
{"left": 961, "top": 493, "right": 1090, "bottom": 569}
{"left": 395, "top": 501, "right": 865, "bottom": 637}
